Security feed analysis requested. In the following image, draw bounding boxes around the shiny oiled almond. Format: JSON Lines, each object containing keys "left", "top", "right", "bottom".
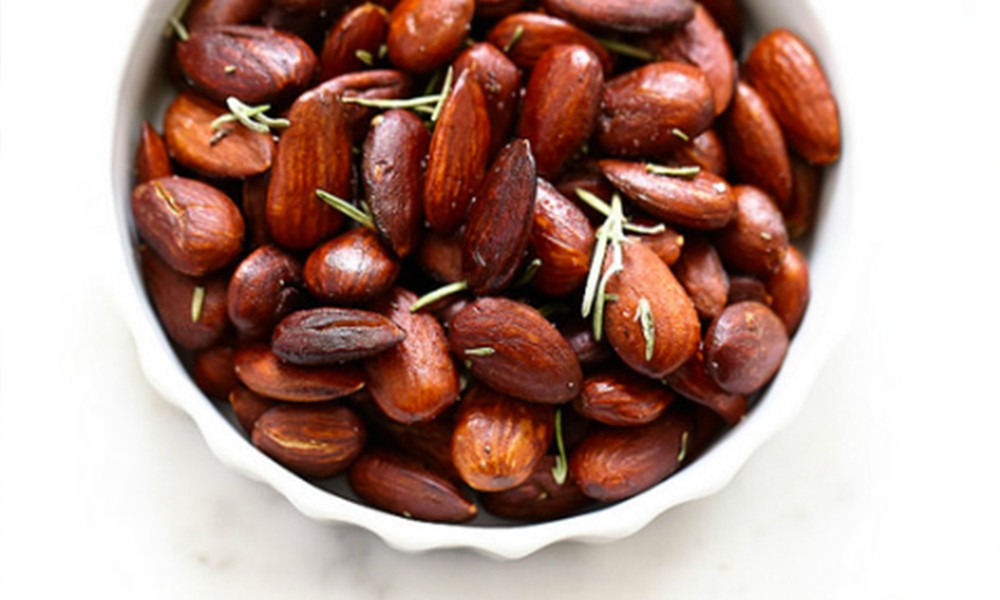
{"left": 192, "top": 345, "right": 238, "bottom": 401}
{"left": 320, "top": 3, "right": 389, "bottom": 80}
{"left": 242, "top": 173, "right": 271, "bottom": 248}
{"left": 133, "top": 176, "right": 245, "bottom": 277}
{"left": 362, "top": 111, "right": 428, "bottom": 259}
{"left": 575, "top": 369, "right": 674, "bottom": 427}
{"left": 373, "top": 410, "right": 460, "bottom": 480}
{"left": 463, "top": 139, "right": 537, "bottom": 295}
{"left": 233, "top": 344, "right": 367, "bottom": 402}
{"left": 423, "top": 70, "right": 491, "bottom": 233}
{"left": 559, "top": 316, "right": 614, "bottom": 368}
{"left": 186, "top": 0, "right": 269, "bottom": 30}
{"left": 785, "top": 154, "right": 821, "bottom": 239}
{"left": 453, "top": 43, "right": 522, "bottom": 158}
{"left": 517, "top": 44, "right": 604, "bottom": 178}
{"left": 603, "top": 241, "right": 701, "bottom": 378}
{"left": 266, "top": 85, "right": 350, "bottom": 250}
{"left": 416, "top": 230, "right": 465, "bottom": 283}
{"left": 363, "top": 288, "right": 460, "bottom": 423}
{"left": 600, "top": 160, "right": 736, "bottom": 230}
{"left": 253, "top": 403, "right": 366, "bottom": 478}
{"left": 135, "top": 122, "right": 172, "bottom": 183}
{"left": 767, "top": 245, "right": 810, "bottom": 336}
{"left": 486, "top": 13, "right": 614, "bottom": 74}
{"left": 227, "top": 245, "right": 302, "bottom": 339}
{"left": 480, "top": 455, "right": 590, "bottom": 521}
{"left": 272, "top": 307, "right": 406, "bottom": 365}
{"left": 665, "top": 351, "right": 747, "bottom": 425}
{"left": 228, "top": 385, "right": 276, "bottom": 434}
{"left": 641, "top": 4, "right": 735, "bottom": 115}
{"left": 713, "top": 185, "right": 789, "bottom": 276}
{"left": 727, "top": 275, "right": 772, "bottom": 307}
{"left": 449, "top": 297, "right": 583, "bottom": 404}
{"left": 452, "top": 386, "right": 554, "bottom": 492}
{"left": 746, "top": 29, "right": 841, "bottom": 165}
{"left": 386, "top": 0, "right": 474, "bottom": 74}
{"left": 543, "top": 0, "right": 695, "bottom": 33}
{"left": 597, "top": 62, "right": 714, "bottom": 157}
{"left": 665, "top": 128, "right": 727, "bottom": 177}
{"left": 635, "top": 226, "right": 685, "bottom": 267}
{"left": 570, "top": 410, "right": 693, "bottom": 502}
{"left": 141, "top": 249, "right": 231, "bottom": 351}
{"left": 718, "top": 81, "right": 792, "bottom": 210}
{"left": 699, "top": 0, "right": 744, "bottom": 53}
{"left": 704, "top": 301, "right": 789, "bottom": 395}
{"left": 176, "top": 25, "right": 317, "bottom": 105}
{"left": 529, "top": 179, "right": 595, "bottom": 297}
{"left": 164, "top": 91, "right": 275, "bottom": 179}
{"left": 303, "top": 227, "right": 400, "bottom": 304}
{"left": 673, "top": 237, "right": 729, "bottom": 320}
{"left": 348, "top": 450, "right": 477, "bottom": 523}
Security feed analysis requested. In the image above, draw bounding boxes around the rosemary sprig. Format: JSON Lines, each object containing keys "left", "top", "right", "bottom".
{"left": 191, "top": 286, "right": 206, "bottom": 323}
{"left": 671, "top": 128, "right": 691, "bottom": 142}
{"left": 355, "top": 49, "right": 375, "bottom": 66}
{"left": 409, "top": 280, "right": 470, "bottom": 313}
{"left": 645, "top": 163, "right": 702, "bottom": 178}
{"left": 315, "top": 189, "right": 376, "bottom": 231}
{"left": 164, "top": 0, "right": 193, "bottom": 40}
{"left": 636, "top": 297, "right": 655, "bottom": 361}
{"left": 513, "top": 258, "right": 543, "bottom": 287}
{"left": 677, "top": 431, "right": 690, "bottom": 463}
{"left": 503, "top": 25, "right": 525, "bottom": 54}
{"left": 211, "top": 97, "right": 289, "bottom": 134}
{"left": 597, "top": 37, "right": 655, "bottom": 62}
{"left": 464, "top": 347, "right": 497, "bottom": 357}
{"left": 551, "top": 409, "right": 569, "bottom": 485}
{"left": 340, "top": 94, "right": 443, "bottom": 109}
{"left": 582, "top": 194, "right": 627, "bottom": 340}
{"left": 429, "top": 66, "right": 454, "bottom": 123}
{"left": 575, "top": 188, "right": 666, "bottom": 235}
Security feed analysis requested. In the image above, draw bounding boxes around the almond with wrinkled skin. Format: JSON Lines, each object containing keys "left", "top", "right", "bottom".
{"left": 673, "top": 237, "right": 729, "bottom": 320}
{"left": 176, "top": 25, "right": 317, "bottom": 105}
{"left": 570, "top": 410, "right": 693, "bottom": 502}
{"left": 704, "top": 301, "right": 789, "bottom": 395}
{"left": 746, "top": 29, "right": 841, "bottom": 165}
{"left": 665, "top": 351, "right": 747, "bottom": 426}
{"left": 719, "top": 81, "right": 792, "bottom": 210}
{"left": 133, "top": 176, "right": 245, "bottom": 277}
{"left": 713, "top": 185, "right": 789, "bottom": 276}
{"left": 480, "top": 455, "right": 590, "bottom": 521}
{"left": 135, "top": 122, "right": 172, "bottom": 183}
{"left": 597, "top": 62, "right": 714, "bottom": 157}
{"left": 348, "top": 450, "right": 477, "bottom": 522}
{"left": 320, "top": 3, "right": 389, "bottom": 81}
{"left": 517, "top": 44, "right": 604, "bottom": 178}
{"left": 665, "top": 128, "right": 727, "bottom": 176}
{"left": 424, "top": 70, "right": 491, "bottom": 233}
{"left": 543, "top": 0, "right": 694, "bottom": 33}
{"left": 266, "top": 85, "right": 350, "bottom": 250}
{"left": 635, "top": 227, "right": 685, "bottom": 267}
{"left": 767, "top": 245, "right": 810, "bottom": 336}
{"left": 575, "top": 369, "right": 674, "bottom": 427}
{"left": 387, "top": 0, "right": 474, "bottom": 74}
{"left": 364, "top": 288, "right": 460, "bottom": 424}
{"left": 453, "top": 43, "right": 522, "bottom": 158}
{"left": 303, "top": 227, "right": 400, "bottom": 304}
{"left": 192, "top": 345, "right": 238, "bottom": 401}
{"left": 229, "top": 385, "right": 276, "bottom": 434}
{"left": 452, "top": 386, "right": 554, "bottom": 492}
{"left": 603, "top": 240, "right": 701, "bottom": 378}
{"left": 486, "top": 13, "right": 614, "bottom": 74}
{"left": 233, "top": 344, "right": 367, "bottom": 402}
{"left": 449, "top": 297, "right": 583, "bottom": 404}
{"left": 642, "top": 5, "right": 735, "bottom": 115}
{"left": 141, "top": 249, "right": 231, "bottom": 351}
{"left": 227, "top": 245, "right": 302, "bottom": 339}
{"left": 600, "top": 160, "right": 736, "bottom": 230}
{"left": 529, "top": 179, "right": 595, "bottom": 297}
{"left": 319, "top": 69, "right": 413, "bottom": 142}
{"left": 463, "top": 139, "right": 537, "bottom": 295}
{"left": 727, "top": 275, "right": 772, "bottom": 307}
{"left": 186, "top": 0, "right": 269, "bottom": 30}
{"left": 785, "top": 154, "right": 821, "bottom": 239}
{"left": 362, "top": 110, "right": 428, "bottom": 258}
{"left": 164, "top": 91, "right": 275, "bottom": 179}
{"left": 253, "top": 403, "right": 366, "bottom": 478}
{"left": 272, "top": 307, "right": 406, "bottom": 365}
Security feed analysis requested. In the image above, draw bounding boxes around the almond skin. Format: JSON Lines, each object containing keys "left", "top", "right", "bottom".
{"left": 252, "top": 403, "right": 366, "bottom": 478}
{"left": 416, "top": 230, "right": 465, "bottom": 284}
{"left": 462, "top": 139, "right": 537, "bottom": 295}
{"left": 186, "top": 0, "right": 269, "bottom": 30}
{"left": 373, "top": 410, "right": 461, "bottom": 481}
{"left": 449, "top": 297, "right": 583, "bottom": 404}
{"left": 713, "top": 185, "right": 789, "bottom": 276}
{"left": 348, "top": 450, "right": 477, "bottom": 523}
{"left": 363, "top": 288, "right": 460, "bottom": 424}
{"left": 746, "top": 28, "right": 841, "bottom": 165}
{"left": 517, "top": 44, "right": 604, "bottom": 179}
{"left": 176, "top": 25, "right": 317, "bottom": 105}
{"left": 665, "top": 128, "right": 727, "bottom": 177}
{"left": 133, "top": 176, "right": 245, "bottom": 277}
{"left": 704, "top": 301, "right": 789, "bottom": 395}
{"left": 475, "top": 0, "right": 527, "bottom": 20}
{"left": 135, "top": 122, "right": 172, "bottom": 183}
{"left": 241, "top": 172, "right": 271, "bottom": 248}
{"left": 785, "top": 154, "right": 821, "bottom": 239}
{"left": 423, "top": 70, "right": 491, "bottom": 233}
{"left": 233, "top": 344, "right": 367, "bottom": 402}
{"left": 164, "top": 91, "right": 275, "bottom": 179}
{"left": 529, "top": 179, "right": 596, "bottom": 297}
{"left": 767, "top": 245, "right": 810, "bottom": 336}
{"left": 665, "top": 351, "right": 748, "bottom": 426}
{"left": 699, "top": 0, "right": 744, "bottom": 54}
{"left": 303, "top": 227, "right": 400, "bottom": 305}
{"left": 635, "top": 227, "right": 685, "bottom": 267}
{"left": 387, "top": 0, "right": 474, "bottom": 74}
{"left": 575, "top": 368, "right": 674, "bottom": 427}
{"left": 673, "top": 237, "right": 729, "bottom": 320}
{"left": 142, "top": 249, "right": 231, "bottom": 351}
{"left": 486, "top": 13, "right": 614, "bottom": 74}
{"left": 453, "top": 42, "right": 523, "bottom": 158}
{"left": 192, "top": 345, "right": 238, "bottom": 401}
{"left": 227, "top": 245, "right": 302, "bottom": 339}
{"left": 543, "top": 0, "right": 695, "bottom": 33}
{"left": 728, "top": 276, "right": 773, "bottom": 307}
{"left": 272, "top": 307, "right": 406, "bottom": 366}
{"left": 480, "top": 455, "right": 591, "bottom": 521}
{"left": 319, "top": 3, "right": 389, "bottom": 81}
{"left": 228, "top": 385, "right": 276, "bottom": 434}
{"left": 451, "top": 386, "right": 554, "bottom": 492}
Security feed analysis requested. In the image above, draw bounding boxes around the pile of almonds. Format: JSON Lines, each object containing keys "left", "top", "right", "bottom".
{"left": 132, "top": 0, "right": 840, "bottom": 523}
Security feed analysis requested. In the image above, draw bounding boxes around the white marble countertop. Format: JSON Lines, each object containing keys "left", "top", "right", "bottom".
{"left": 2, "top": 0, "right": 999, "bottom": 597}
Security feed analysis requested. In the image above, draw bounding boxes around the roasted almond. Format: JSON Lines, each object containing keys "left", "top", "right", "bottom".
{"left": 529, "top": 179, "right": 596, "bottom": 297}
{"left": 673, "top": 237, "right": 729, "bottom": 320}
{"left": 474, "top": 0, "right": 526, "bottom": 20}
{"left": 192, "top": 345, "right": 238, "bottom": 401}
{"left": 767, "top": 245, "right": 810, "bottom": 336}
{"left": 543, "top": 0, "right": 695, "bottom": 33}
{"left": 665, "top": 351, "right": 747, "bottom": 426}
{"left": 745, "top": 29, "right": 841, "bottom": 165}
{"left": 486, "top": 13, "right": 614, "bottom": 74}
{"left": 575, "top": 368, "right": 674, "bottom": 427}
{"left": 453, "top": 42, "right": 522, "bottom": 158}
{"left": 635, "top": 226, "right": 685, "bottom": 267}
{"left": 303, "top": 227, "right": 400, "bottom": 304}
{"left": 452, "top": 386, "right": 554, "bottom": 492}
{"left": 480, "top": 455, "right": 590, "bottom": 521}
{"left": 559, "top": 316, "right": 614, "bottom": 368}
{"left": 228, "top": 385, "right": 276, "bottom": 434}
{"left": 132, "top": 176, "right": 245, "bottom": 277}
{"left": 785, "top": 153, "right": 821, "bottom": 239}
{"left": 318, "top": 69, "right": 413, "bottom": 142}
{"left": 252, "top": 403, "right": 366, "bottom": 478}
{"left": 135, "top": 122, "right": 172, "bottom": 183}
{"left": 319, "top": 3, "right": 389, "bottom": 80}
{"left": 233, "top": 343, "right": 367, "bottom": 402}
{"left": 141, "top": 249, "right": 231, "bottom": 351}
{"left": 373, "top": 410, "right": 460, "bottom": 480}
{"left": 713, "top": 185, "right": 789, "bottom": 276}
{"left": 176, "top": 25, "right": 317, "bottom": 105}
{"left": 664, "top": 128, "right": 727, "bottom": 177}
{"left": 272, "top": 307, "right": 406, "bottom": 365}
{"left": 186, "top": 0, "right": 269, "bottom": 30}
{"left": 555, "top": 160, "right": 617, "bottom": 225}
{"left": 227, "top": 245, "right": 302, "bottom": 339}
{"left": 416, "top": 230, "right": 465, "bottom": 283}
{"left": 241, "top": 172, "right": 271, "bottom": 248}
{"left": 698, "top": 0, "right": 744, "bottom": 54}
{"left": 704, "top": 301, "right": 789, "bottom": 395}
{"left": 727, "top": 275, "right": 772, "bottom": 307}
{"left": 386, "top": 0, "right": 474, "bottom": 73}
{"left": 449, "top": 297, "right": 583, "bottom": 404}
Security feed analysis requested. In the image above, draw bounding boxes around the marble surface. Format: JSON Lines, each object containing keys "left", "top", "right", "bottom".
{"left": 2, "top": 0, "right": 999, "bottom": 597}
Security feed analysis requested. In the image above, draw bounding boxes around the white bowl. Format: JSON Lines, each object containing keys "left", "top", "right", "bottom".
{"left": 105, "top": 0, "right": 854, "bottom": 559}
